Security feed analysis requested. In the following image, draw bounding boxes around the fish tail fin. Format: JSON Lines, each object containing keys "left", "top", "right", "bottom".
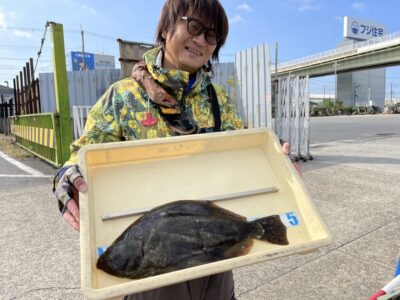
{"left": 252, "top": 215, "right": 289, "bottom": 245}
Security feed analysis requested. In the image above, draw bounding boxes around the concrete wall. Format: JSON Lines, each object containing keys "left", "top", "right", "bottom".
{"left": 337, "top": 72, "right": 353, "bottom": 105}
{"left": 337, "top": 68, "right": 386, "bottom": 107}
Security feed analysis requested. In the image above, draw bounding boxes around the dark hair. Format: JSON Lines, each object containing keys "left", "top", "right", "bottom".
{"left": 155, "top": 0, "right": 229, "bottom": 62}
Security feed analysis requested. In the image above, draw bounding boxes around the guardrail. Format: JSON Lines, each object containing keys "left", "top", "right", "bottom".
{"left": 273, "top": 31, "right": 400, "bottom": 73}
{"left": 10, "top": 113, "right": 62, "bottom": 166}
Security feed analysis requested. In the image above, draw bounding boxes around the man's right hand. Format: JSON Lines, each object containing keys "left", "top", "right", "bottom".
{"left": 54, "top": 165, "right": 88, "bottom": 232}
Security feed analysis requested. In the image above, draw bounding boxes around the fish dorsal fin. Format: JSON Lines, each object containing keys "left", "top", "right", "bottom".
{"left": 207, "top": 201, "right": 247, "bottom": 222}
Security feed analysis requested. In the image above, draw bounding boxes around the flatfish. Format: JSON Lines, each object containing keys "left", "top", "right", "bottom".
{"left": 97, "top": 200, "right": 289, "bottom": 279}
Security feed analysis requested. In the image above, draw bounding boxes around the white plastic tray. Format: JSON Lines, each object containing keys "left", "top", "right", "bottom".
{"left": 78, "top": 128, "right": 331, "bottom": 299}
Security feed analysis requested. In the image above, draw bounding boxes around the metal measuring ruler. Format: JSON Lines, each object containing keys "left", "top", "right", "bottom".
{"left": 101, "top": 186, "right": 279, "bottom": 221}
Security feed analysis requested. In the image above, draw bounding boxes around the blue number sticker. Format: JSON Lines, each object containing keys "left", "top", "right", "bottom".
{"left": 97, "top": 245, "right": 109, "bottom": 257}
{"left": 280, "top": 211, "right": 300, "bottom": 227}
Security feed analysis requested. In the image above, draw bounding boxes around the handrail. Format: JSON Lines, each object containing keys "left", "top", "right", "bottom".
{"left": 273, "top": 31, "right": 400, "bottom": 73}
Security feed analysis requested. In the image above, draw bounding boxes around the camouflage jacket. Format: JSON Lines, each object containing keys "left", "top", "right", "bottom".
{"left": 65, "top": 47, "right": 243, "bottom": 165}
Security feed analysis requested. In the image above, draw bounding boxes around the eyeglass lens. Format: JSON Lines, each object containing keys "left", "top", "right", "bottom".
{"left": 186, "top": 18, "right": 218, "bottom": 45}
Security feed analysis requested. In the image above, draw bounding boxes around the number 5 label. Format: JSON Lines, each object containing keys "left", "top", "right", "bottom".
{"left": 280, "top": 211, "right": 300, "bottom": 227}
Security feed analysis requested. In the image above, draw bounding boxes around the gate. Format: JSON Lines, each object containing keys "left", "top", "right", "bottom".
{"left": 275, "top": 75, "right": 312, "bottom": 161}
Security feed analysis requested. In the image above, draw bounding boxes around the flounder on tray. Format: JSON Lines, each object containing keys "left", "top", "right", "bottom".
{"left": 97, "top": 200, "right": 289, "bottom": 279}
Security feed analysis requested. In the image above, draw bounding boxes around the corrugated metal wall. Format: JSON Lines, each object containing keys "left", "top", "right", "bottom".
{"left": 212, "top": 62, "right": 245, "bottom": 120}
{"left": 40, "top": 47, "right": 273, "bottom": 132}
{"left": 235, "top": 44, "right": 272, "bottom": 129}
{"left": 39, "top": 65, "right": 243, "bottom": 117}
{"left": 39, "top": 69, "right": 120, "bottom": 114}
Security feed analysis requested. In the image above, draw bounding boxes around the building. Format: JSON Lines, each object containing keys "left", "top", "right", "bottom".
{"left": 337, "top": 16, "right": 387, "bottom": 107}
{"left": 0, "top": 84, "right": 14, "bottom": 102}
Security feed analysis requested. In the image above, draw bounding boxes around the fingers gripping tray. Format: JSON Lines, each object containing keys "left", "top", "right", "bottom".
{"left": 78, "top": 128, "right": 331, "bottom": 299}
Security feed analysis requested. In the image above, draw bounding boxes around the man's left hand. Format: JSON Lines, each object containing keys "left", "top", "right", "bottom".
{"left": 281, "top": 142, "right": 302, "bottom": 176}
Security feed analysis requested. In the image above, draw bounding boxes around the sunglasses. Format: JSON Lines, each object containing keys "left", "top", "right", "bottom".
{"left": 181, "top": 16, "right": 219, "bottom": 45}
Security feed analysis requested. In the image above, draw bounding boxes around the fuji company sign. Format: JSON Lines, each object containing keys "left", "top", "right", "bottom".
{"left": 344, "top": 16, "right": 386, "bottom": 40}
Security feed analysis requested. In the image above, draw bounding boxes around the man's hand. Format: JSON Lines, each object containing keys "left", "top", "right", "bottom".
{"left": 281, "top": 141, "right": 302, "bottom": 176}
{"left": 54, "top": 165, "right": 88, "bottom": 232}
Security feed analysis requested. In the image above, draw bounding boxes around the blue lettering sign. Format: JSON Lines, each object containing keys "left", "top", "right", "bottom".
{"left": 71, "top": 51, "right": 95, "bottom": 71}
{"left": 351, "top": 21, "right": 359, "bottom": 34}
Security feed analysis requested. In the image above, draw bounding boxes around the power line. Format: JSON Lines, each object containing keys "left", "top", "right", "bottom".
{"left": 0, "top": 57, "right": 52, "bottom": 62}
{"left": 0, "top": 45, "right": 52, "bottom": 48}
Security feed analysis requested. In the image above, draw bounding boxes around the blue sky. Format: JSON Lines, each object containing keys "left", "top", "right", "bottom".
{"left": 0, "top": 0, "right": 399, "bottom": 96}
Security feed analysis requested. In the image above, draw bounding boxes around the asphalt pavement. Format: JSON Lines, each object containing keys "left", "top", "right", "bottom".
{"left": 1, "top": 114, "right": 400, "bottom": 300}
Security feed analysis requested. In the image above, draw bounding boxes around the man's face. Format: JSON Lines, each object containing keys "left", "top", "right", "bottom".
{"left": 162, "top": 14, "right": 217, "bottom": 74}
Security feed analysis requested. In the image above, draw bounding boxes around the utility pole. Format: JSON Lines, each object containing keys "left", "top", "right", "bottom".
{"left": 49, "top": 22, "right": 73, "bottom": 165}
{"left": 391, "top": 83, "right": 394, "bottom": 101}
{"left": 81, "top": 24, "right": 86, "bottom": 71}
{"left": 368, "top": 87, "right": 371, "bottom": 104}
{"left": 323, "top": 84, "right": 326, "bottom": 101}
{"left": 275, "top": 42, "right": 278, "bottom": 76}
{"left": 333, "top": 61, "right": 338, "bottom": 108}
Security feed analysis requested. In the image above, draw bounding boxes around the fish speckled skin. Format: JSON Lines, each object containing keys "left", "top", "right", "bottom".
{"left": 97, "top": 200, "right": 289, "bottom": 279}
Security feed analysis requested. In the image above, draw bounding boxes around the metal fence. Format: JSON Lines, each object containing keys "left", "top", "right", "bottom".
{"left": 10, "top": 113, "right": 62, "bottom": 166}
{"left": 13, "top": 58, "right": 41, "bottom": 115}
{"left": 39, "top": 68, "right": 120, "bottom": 115}
{"left": 275, "top": 75, "right": 312, "bottom": 161}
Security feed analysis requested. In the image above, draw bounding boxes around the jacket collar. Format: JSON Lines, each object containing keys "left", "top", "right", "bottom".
{"left": 143, "top": 46, "right": 211, "bottom": 94}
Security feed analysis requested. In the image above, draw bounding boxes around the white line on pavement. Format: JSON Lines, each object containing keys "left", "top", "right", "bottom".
{"left": 0, "top": 150, "right": 45, "bottom": 176}
{"left": 0, "top": 174, "right": 51, "bottom": 178}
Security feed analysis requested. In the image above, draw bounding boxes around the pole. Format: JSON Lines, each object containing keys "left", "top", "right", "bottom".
{"left": 368, "top": 87, "right": 371, "bottom": 104}
{"left": 81, "top": 24, "right": 86, "bottom": 71}
{"left": 49, "top": 22, "right": 72, "bottom": 165}
{"left": 391, "top": 83, "right": 393, "bottom": 101}
{"left": 275, "top": 42, "right": 278, "bottom": 76}
{"left": 334, "top": 61, "right": 337, "bottom": 108}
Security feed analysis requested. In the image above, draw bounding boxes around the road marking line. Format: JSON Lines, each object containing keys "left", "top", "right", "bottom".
{"left": 0, "top": 150, "right": 45, "bottom": 176}
{"left": 0, "top": 174, "right": 51, "bottom": 178}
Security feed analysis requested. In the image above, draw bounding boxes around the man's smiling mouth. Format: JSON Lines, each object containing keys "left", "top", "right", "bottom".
{"left": 185, "top": 46, "right": 202, "bottom": 56}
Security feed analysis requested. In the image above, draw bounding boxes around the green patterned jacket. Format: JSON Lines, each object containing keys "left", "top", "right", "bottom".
{"left": 65, "top": 47, "right": 244, "bottom": 165}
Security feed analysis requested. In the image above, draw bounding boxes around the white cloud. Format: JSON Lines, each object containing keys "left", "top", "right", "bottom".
{"left": 14, "top": 30, "right": 32, "bottom": 38}
{"left": 81, "top": 5, "right": 97, "bottom": 15}
{"left": 0, "top": 12, "right": 8, "bottom": 29}
{"left": 229, "top": 14, "right": 245, "bottom": 24}
{"left": 0, "top": 11, "right": 32, "bottom": 38}
{"left": 288, "top": 0, "right": 320, "bottom": 12}
{"left": 298, "top": 0, "right": 321, "bottom": 12}
{"left": 334, "top": 16, "right": 343, "bottom": 22}
{"left": 237, "top": 3, "right": 253, "bottom": 12}
{"left": 352, "top": 2, "right": 366, "bottom": 10}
